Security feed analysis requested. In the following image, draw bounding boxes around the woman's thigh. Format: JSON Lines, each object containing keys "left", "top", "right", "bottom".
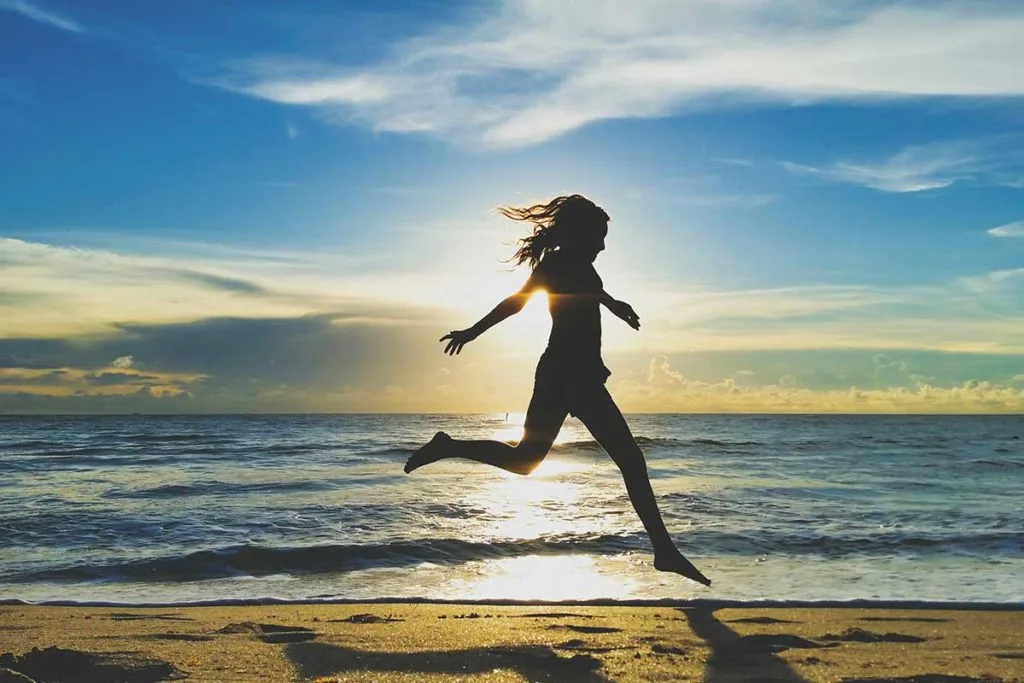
{"left": 520, "top": 381, "right": 570, "bottom": 455}
{"left": 569, "top": 386, "right": 641, "bottom": 464}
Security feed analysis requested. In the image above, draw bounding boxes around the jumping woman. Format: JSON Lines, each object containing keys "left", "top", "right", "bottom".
{"left": 405, "top": 194, "right": 711, "bottom": 586}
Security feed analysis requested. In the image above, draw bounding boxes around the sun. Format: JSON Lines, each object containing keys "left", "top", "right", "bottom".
{"left": 445, "top": 268, "right": 552, "bottom": 351}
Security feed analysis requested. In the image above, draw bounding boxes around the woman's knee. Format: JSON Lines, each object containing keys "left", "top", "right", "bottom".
{"left": 512, "top": 440, "right": 552, "bottom": 475}
{"left": 608, "top": 443, "right": 646, "bottom": 473}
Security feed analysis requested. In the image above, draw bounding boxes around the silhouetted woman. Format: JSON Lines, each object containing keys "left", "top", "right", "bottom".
{"left": 405, "top": 194, "right": 710, "bottom": 586}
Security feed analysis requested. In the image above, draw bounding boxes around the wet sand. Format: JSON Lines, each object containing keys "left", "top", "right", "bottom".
{"left": 1, "top": 603, "right": 1021, "bottom": 681}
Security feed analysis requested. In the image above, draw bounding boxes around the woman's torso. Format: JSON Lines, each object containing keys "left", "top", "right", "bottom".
{"left": 534, "top": 251, "right": 609, "bottom": 380}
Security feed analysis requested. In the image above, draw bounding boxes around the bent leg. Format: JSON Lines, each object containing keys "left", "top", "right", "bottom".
{"left": 572, "top": 387, "right": 711, "bottom": 586}
{"left": 405, "top": 384, "right": 569, "bottom": 476}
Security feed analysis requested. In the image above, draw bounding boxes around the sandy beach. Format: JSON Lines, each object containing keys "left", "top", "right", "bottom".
{"left": 1, "top": 602, "right": 1021, "bottom": 682}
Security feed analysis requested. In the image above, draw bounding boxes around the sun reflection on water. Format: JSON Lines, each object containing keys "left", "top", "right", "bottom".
{"left": 456, "top": 554, "right": 639, "bottom": 601}
{"left": 485, "top": 412, "right": 587, "bottom": 450}
{"left": 442, "top": 412, "right": 633, "bottom": 600}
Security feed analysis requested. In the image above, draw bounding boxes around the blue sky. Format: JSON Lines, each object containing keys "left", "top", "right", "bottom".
{"left": 1, "top": 0, "right": 1023, "bottom": 413}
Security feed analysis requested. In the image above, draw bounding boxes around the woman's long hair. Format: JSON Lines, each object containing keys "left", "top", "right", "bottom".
{"left": 499, "top": 194, "right": 609, "bottom": 269}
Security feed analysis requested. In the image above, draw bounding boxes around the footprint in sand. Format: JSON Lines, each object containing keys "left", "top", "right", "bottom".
{"left": 548, "top": 624, "right": 622, "bottom": 635}
{"left": 728, "top": 616, "right": 798, "bottom": 625}
{"left": 216, "top": 622, "right": 318, "bottom": 644}
{"left": 821, "top": 627, "right": 927, "bottom": 644}
{"left": 105, "top": 612, "right": 192, "bottom": 622}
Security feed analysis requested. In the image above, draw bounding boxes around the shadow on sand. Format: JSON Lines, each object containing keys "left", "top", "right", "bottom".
{"left": 680, "top": 608, "right": 827, "bottom": 682}
{"left": 283, "top": 640, "right": 605, "bottom": 682}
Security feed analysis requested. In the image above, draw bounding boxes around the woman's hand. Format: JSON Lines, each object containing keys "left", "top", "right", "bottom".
{"left": 607, "top": 299, "right": 640, "bottom": 330}
{"left": 440, "top": 329, "right": 478, "bottom": 355}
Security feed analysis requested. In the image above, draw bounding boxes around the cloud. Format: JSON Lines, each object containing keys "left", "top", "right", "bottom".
{"left": 612, "top": 267, "right": 1024, "bottom": 355}
{"left": 610, "top": 356, "right": 1024, "bottom": 413}
{"left": 779, "top": 138, "right": 1024, "bottom": 193}
{"left": 0, "top": 364, "right": 203, "bottom": 398}
{"left": 957, "top": 268, "right": 1024, "bottom": 294}
{"left": 0, "top": 313, "right": 456, "bottom": 413}
{"left": 208, "top": 0, "right": 1024, "bottom": 147}
{"left": 987, "top": 220, "right": 1024, "bottom": 238}
{"left": 166, "top": 269, "right": 271, "bottom": 295}
{"left": 0, "top": 0, "right": 83, "bottom": 33}
{"left": 7, "top": 234, "right": 1024, "bottom": 359}
{"left": 0, "top": 237, "right": 442, "bottom": 338}
{"left": 5, "top": 321, "right": 1024, "bottom": 413}
{"left": 111, "top": 355, "right": 134, "bottom": 369}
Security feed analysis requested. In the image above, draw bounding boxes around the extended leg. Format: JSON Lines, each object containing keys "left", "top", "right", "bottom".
{"left": 573, "top": 387, "right": 711, "bottom": 586}
{"left": 405, "top": 386, "right": 569, "bottom": 476}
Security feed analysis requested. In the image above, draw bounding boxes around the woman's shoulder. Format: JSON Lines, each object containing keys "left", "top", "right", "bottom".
{"left": 534, "top": 250, "right": 564, "bottom": 276}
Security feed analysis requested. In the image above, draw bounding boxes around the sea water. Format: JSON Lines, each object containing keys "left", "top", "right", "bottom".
{"left": 1, "top": 414, "right": 1021, "bottom": 605}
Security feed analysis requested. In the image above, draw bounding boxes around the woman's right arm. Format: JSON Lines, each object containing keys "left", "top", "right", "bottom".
{"left": 440, "top": 270, "right": 544, "bottom": 355}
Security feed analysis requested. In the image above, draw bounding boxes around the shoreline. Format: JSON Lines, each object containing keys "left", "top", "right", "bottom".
{"left": 3, "top": 603, "right": 1023, "bottom": 682}
{"left": 3, "top": 597, "right": 1024, "bottom": 609}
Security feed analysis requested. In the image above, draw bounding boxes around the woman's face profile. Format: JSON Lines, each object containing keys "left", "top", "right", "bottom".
{"left": 570, "top": 220, "right": 607, "bottom": 263}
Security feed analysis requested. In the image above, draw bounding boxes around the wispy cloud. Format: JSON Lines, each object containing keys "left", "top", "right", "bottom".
{"left": 0, "top": 236, "right": 450, "bottom": 339}
{"left": 5, "top": 234, "right": 1024, "bottom": 356}
{"left": 779, "top": 138, "right": 1024, "bottom": 193}
{"left": 957, "top": 268, "right": 1024, "bottom": 294}
{"left": 207, "top": 0, "right": 1024, "bottom": 147}
{"left": 0, "top": 0, "right": 83, "bottom": 33}
{"left": 988, "top": 220, "right": 1024, "bottom": 238}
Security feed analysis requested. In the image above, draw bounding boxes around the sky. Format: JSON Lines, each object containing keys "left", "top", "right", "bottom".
{"left": 1, "top": 0, "right": 1023, "bottom": 414}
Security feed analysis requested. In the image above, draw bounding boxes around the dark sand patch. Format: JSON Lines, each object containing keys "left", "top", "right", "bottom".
{"left": 106, "top": 613, "right": 190, "bottom": 623}
{"left": 859, "top": 617, "right": 948, "bottom": 624}
{"left": 518, "top": 613, "right": 595, "bottom": 619}
{"left": 141, "top": 633, "right": 214, "bottom": 642}
{"left": 548, "top": 625, "right": 623, "bottom": 635}
{"left": 329, "top": 613, "right": 403, "bottom": 624}
{"left": 554, "top": 640, "right": 617, "bottom": 654}
{"left": 0, "top": 668, "right": 34, "bottom": 682}
{"left": 741, "top": 634, "right": 835, "bottom": 655}
{"left": 0, "top": 646, "right": 186, "bottom": 682}
{"left": 823, "top": 628, "right": 928, "bottom": 644}
{"left": 729, "top": 616, "right": 798, "bottom": 625}
{"left": 841, "top": 675, "right": 1002, "bottom": 683}
{"left": 992, "top": 653, "right": 1024, "bottom": 660}
{"left": 650, "top": 644, "right": 687, "bottom": 656}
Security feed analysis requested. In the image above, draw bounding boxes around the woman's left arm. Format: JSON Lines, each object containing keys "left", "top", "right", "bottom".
{"left": 599, "top": 290, "right": 640, "bottom": 330}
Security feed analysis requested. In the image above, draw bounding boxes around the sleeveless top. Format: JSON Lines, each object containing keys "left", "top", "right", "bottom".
{"left": 532, "top": 251, "right": 611, "bottom": 383}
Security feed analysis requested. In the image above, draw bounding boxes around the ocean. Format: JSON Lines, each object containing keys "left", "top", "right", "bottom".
{"left": 1, "top": 414, "right": 1021, "bottom": 606}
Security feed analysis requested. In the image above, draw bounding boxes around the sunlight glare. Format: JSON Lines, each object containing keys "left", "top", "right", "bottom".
{"left": 461, "top": 555, "right": 637, "bottom": 601}
{"left": 487, "top": 411, "right": 586, "bottom": 450}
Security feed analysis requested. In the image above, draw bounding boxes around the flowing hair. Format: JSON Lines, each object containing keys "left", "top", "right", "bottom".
{"left": 498, "top": 194, "right": 609, "bottom": 269}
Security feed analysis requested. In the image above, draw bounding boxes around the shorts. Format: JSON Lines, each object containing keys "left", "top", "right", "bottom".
{"left": 529, "top": 351, "right": 611, "bottom": 419}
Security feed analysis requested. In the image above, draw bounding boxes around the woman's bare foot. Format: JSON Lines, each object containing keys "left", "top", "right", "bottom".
{"left": 404, "top": 431, "right": 453, "bottom": 473}
{"left": 654, "top": 551, "right": 712, "bottom": 586}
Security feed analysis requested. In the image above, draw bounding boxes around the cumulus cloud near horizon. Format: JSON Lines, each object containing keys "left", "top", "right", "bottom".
{"left": 609, "top": 355, "right": 1024, "bottom": 414}
{"left": 211, "top": 0, "right": 1024, "bottom": 146}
